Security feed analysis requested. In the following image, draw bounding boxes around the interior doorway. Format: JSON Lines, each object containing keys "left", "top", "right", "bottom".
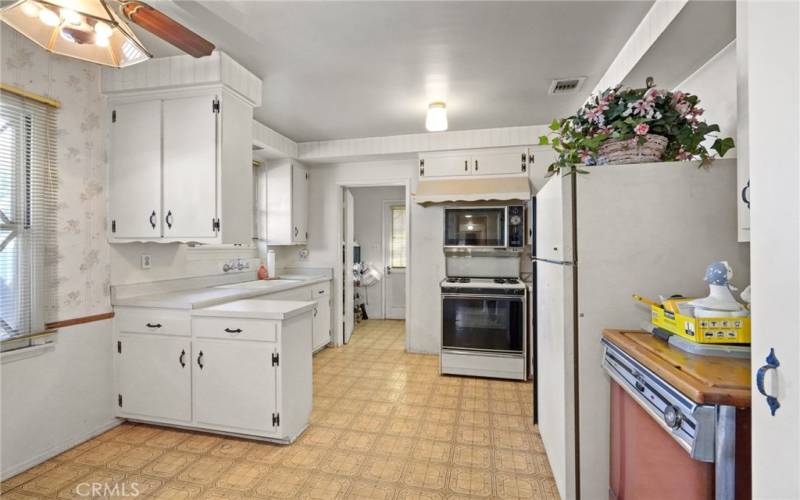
{"left": 338, "top": 182, "right": 410, "bottom": 347}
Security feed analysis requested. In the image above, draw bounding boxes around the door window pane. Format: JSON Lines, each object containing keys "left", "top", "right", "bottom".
{"left": 390, "top": 205, "right": 406, "bottom": 268}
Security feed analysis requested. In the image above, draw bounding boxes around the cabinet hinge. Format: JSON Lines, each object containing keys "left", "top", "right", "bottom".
{"left": 212, "top": 98, "right": 220, "bottom": 114}
{"left": 111, "top": 110, "right": 116, "bottom": 123}
{"left": 117, "top": 340, "right": 121, "bottom": 353}
{"left": 212, "top": 218, "right": 220, "bottom": 232}
{"left": 521, "top": 153, "right": 527, "bottom": 173}
{"left": 118, "top": 394, "right": 123, "bottom": 407}
{"left": 111, "top": 220, "right": 116, "bottom": 233}
{"left": 419, "top": 159, "right": 425, "bottom": 176}
{"left": 272, "top": 352, "right": 279, "bottom": 366}
{"left": 272, "top": 412, "right": 280, "bottom": 427}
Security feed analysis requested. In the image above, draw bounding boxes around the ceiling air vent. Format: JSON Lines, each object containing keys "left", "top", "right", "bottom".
{"left": 548, "top": 77, "right": 586, "bottom": 95}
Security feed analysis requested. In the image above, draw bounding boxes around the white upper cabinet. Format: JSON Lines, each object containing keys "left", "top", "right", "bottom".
{"left": 420, "top": 151, "right": 473, "bottom": 177}
{"left": 266, "top": 159, "right": 309, "bottom": 245}
{"left": 163, "top": 95, "right": 218, "bottom": 240}
{"left": 108, "top": 88, "right": 254, "bottom": 244}
{"left": 470, "top": 148, "right": 530, "bottom": 176}
{"left": 418, "top": 147, "right": 532, "bottom": 178}
{"left": 109, "top": 101, "right": 162, "bottom": 239}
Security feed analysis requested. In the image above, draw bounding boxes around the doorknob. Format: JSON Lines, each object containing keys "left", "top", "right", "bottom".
{"left": 756, "top": 348, "right": 780, "bottom": 416}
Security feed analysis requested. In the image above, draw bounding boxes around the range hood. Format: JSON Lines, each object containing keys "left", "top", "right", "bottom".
{"left": 414, "top": 175, "right": 531, "bottom": 205}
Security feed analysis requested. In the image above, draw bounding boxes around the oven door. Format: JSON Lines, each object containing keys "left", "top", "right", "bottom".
{"left": 441, "top": 294, "right": 524, "bottom": 353}
{"left": 444, "top": 207, "right": 507, "bottom": 248}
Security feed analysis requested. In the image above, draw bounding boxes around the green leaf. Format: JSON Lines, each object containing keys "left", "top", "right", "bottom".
{"left": 549, "top": 119, "right": 561, "bottom": 131}
{"left": 538, "top": 135, "right": 550, "bottom": 145}
{"left": 712, "top": 137, "right": 736, "bottom": 157}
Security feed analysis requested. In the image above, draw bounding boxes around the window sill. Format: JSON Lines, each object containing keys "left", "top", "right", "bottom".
{"left": 1, "top": 341, "right": 55, "bottom": 364}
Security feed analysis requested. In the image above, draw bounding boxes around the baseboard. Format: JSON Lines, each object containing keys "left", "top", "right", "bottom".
{"left": 1, "top": 418, "right": 122, "bottom": 481}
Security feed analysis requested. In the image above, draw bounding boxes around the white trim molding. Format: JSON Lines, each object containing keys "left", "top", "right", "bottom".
{"left": 101, "top": 51, "right": 262, "bottom": 106}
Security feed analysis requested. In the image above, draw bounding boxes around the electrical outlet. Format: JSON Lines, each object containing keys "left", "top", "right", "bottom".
{"left": 141, "top": 254, "right": 152, "bottom": 269}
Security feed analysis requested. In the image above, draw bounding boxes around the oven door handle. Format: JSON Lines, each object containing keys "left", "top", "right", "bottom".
{"left": 442, "top": 294, "right": 524, "bottom": 300}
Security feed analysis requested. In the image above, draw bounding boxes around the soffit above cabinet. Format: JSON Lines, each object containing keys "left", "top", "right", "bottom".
{"left": 101, "top": 51, "right": 262, "bottom": 106}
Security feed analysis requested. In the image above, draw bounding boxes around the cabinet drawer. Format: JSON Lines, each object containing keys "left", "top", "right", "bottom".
{"left": 115, "top": 307, "right": 190, "bottom": 336}
{"left": 311, "top": 282, "right": 330, "bottom": 298}
{"left": 193, "top": 317, "right": 277, "bottom": 342}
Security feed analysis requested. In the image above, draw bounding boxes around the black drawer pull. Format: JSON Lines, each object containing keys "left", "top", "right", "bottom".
{"left": 146, "top": 323, "right": 162, "bottom": 328}
{"left": 224, "top": 328, "right": 243, "bottom": 334}
{"left": 318, "top": 290, "right": 325, "bottom": 294}
{"left": 149, "top": 210, "right": 156, "bottom": 229}
{"left": 179, "top": 349, "right": 186, "bottom": 367}
{"left": 197, "top": 351, "right": 204, "bottom": 369}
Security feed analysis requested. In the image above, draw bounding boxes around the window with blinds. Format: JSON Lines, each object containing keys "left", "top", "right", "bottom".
{"left": 0, "top": 89, "right": 58, "bottom": 345}
{"left": 390, "top": 205, "right": 407, "bottom": 268}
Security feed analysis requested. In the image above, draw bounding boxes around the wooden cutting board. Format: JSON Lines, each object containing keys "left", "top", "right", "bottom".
{"left": 603, "top": 329, "right": 751, "bottom": 408}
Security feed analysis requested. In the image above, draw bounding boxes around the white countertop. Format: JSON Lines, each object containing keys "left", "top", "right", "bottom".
{"left": 193, "top": 299, "right": 316, "bottom": 320}
{"left": 112, "top": 275, "right": 330, "bottom": 310}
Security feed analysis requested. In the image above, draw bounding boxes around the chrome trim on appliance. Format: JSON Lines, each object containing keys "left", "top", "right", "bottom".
{"left": 602, "top": 339, "right": 716, "bottom": 462}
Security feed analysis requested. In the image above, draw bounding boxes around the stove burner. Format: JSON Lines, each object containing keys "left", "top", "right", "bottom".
{"left": 493, "top": 278, "right": 520, "bottom": 284}
{"left": 446, "top": 277, "right": 471, "bottom": 283}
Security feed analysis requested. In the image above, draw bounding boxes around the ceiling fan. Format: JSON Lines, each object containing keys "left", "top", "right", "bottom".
{"left": 0, "top": 0, "right": 214, "bottom": 67}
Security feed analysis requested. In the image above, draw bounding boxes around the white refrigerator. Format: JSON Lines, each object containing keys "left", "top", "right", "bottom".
{"left": 533, "top": 159, "right": 749, "bottom": 500}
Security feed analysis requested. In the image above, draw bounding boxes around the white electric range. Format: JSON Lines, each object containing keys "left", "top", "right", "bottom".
{"left": 439, "top": 260, "right": 527, "bottom": 381}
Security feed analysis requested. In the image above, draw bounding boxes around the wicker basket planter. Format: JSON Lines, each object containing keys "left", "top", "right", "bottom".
{"left": 596, "top": 134, "right": 669, "bottom": 165}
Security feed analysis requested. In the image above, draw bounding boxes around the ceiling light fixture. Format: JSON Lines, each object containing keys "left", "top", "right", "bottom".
{"left": 0, "top": 0, "right": 151, "bottom": 67}
{"left": 426, "top": 101, "right": 448, "bottom": 132}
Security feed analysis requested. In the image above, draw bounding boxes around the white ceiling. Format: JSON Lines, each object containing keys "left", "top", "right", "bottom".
{"left": 151, "top": 1, "right": 654, "bottom": 142}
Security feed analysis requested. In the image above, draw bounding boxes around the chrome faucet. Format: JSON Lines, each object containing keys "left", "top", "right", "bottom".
{"left": 222, "top": 258, "right": 251, "bottom": 273}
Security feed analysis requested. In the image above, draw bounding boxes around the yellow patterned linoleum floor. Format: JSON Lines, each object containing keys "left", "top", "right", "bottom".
{"left": 1, "top": 320, "right": 557, "bottom": 499}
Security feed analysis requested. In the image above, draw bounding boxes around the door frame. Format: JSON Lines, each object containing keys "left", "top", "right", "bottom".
{"left": 335, "top": 180, "right": 411, "bottom": 350}
{"left": 382, "top": 199, "right": 407, "bottom": 320}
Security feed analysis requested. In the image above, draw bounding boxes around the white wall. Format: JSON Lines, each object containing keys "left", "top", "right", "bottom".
{"left": 1, "top": 321, "right": 116, "bottom": 478}
{"left": 675, "top": 41, "right": 737, "bottom": 155}
{"left": 351, "top": 186, "right": 406, "bottom": 320}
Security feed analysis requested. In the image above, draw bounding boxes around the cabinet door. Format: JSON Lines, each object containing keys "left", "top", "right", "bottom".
{"left": 291, "top": 162, "right": 309, "bottom": 243}
{"left": 313, "top": 297, "right": 331, "bottom": 351}
{"left": 193, "top": 340, "right": 277, "bottom": 433}
{"left": 116, "top": 334, "right": 191, "bottom": 422}
{"left": 163, "top": 95, "right": 218, "bottom": 240}
{"left": 109, "top": 101, "right": 162, "bottom": 239}
{"left": 470, "top": 148, "right": 528, "bottom": 176}
{"left": 419, "top": 152, "right": 470, "bottom": 178}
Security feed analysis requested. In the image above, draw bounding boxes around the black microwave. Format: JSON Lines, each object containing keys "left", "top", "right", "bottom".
{"left": 443, "top": 205, "right": 525, "bottom": 249}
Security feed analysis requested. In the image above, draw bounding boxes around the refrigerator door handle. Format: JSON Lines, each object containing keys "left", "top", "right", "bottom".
{"left": 531, "top": 257, "right": 575, "bottom": 266}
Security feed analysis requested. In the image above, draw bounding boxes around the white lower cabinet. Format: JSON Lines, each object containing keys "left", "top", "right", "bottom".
{"left": 116, "top": 334, "right": 191, "bottom": 422}
{"left": 193, "top": 339, "right": 277, "bottom": 433}
{"left": 313, "top": 296, "right": 331, "bottom": 351}
{"left": 114, "top": 302, "right": 314, "bottom": 443}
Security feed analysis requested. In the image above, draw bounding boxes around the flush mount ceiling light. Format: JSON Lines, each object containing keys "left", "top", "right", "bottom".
{"left": 0, "top": 0, "right": 215, "bottom": 68}
{"left": 426, "top": 101, "right": 448, "bottom": 132}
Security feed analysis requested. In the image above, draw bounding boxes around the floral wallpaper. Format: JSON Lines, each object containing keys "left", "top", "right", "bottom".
{"left": 1, "top": 27, "right": 111, "bottom": 321}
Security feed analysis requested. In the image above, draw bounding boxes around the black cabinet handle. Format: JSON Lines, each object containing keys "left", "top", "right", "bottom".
{"left": 318, "top": 290, "right": 325, "bottom": 294}
{"left": 474, "top": 160, "right": 479, "bottom": 171}
{"left": 294, "top": 226, "right": 299, "bottom": 238}
{"left": 149, "top": 210, "right": 156, "bottom": 229}
{"left": 179, "top": 349, "right": 186, "bottom": 368}
{"left": 224, "top": 328, "right": 242, "bottom": 334}
{"left": 197, "top": 351, "right": 204, "bottom": 369}
{"left": 314, "top": 307, "right": 318, "bottom": 317}
{"left": 464, "top": 160, "right": 468, "bottom": 172}
{"left": 741, "top": 181, "right": 750, "bottom": 209}
{"left": 166, "top": 210, "right": 173, "bottom": 229}
{"left": 145, "top": 323, "right": 162, "bottom": 328}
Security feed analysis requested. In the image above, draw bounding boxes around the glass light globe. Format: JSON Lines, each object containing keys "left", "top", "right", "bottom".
{"left": 38, "top": 8, "right": 60, "bottom": 26}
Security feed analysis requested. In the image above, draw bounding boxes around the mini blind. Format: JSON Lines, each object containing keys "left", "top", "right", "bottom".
{"left": 0, "top": 89, "right": 58, "bottom": 342}
{"left": 390, "top": 205, "right": 406, "bottom": 268}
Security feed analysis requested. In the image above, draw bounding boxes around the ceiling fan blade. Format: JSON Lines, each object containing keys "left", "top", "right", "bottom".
{"left": 120, "top": 1, "right": 214, "bottom": 58}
